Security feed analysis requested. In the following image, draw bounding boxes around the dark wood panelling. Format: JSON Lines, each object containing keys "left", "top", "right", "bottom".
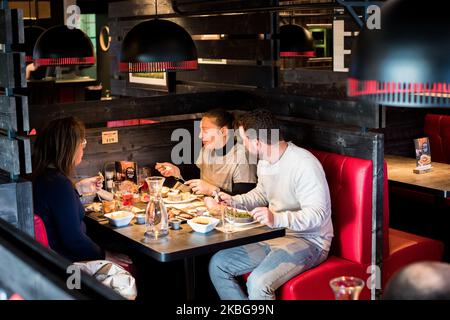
{"left": 0, "top": 9, "right": 24, "bottom": 45}
{"left": 109, "top": 0, "right": 176, "bottom": 18}
{"left": 195, "top": 39, "right": 271, "bottom": 61}
{"left": 379, "top": 107, "right": 450, "bottom": 157}
{"left": 29, "top": 90, "right": 253, "bottom": 129}
{"left": 279, "top": 117, "right": 380, "bottom": 160}
{"left": 0, "top": 52, "right": 26, "bottom": 89}
{"left": 0, "top": 95, "right": 29, "bottom": 132}
{"left": 0, "top": 136, "right": 20, "bottom": 175}
{"left": 111, "top": 13, "right": 273, "bottom": 37}
{"left": 0, "top": 174, "right": 33, "bottom": 237}
{"left": 177, "top": 64, "right": 275, "bottom": 88}
{"left": 252, "top": 89, "right": 382, "bottom": 129}
{"left": 75, "top": 120, "right": 197, "bottom": 177}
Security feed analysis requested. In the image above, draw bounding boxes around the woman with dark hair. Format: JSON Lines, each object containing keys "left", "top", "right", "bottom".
{"left": 32, "top": 116, "right": 105, "bottom": 262}
{"left": 155, "top": 109, "right": 257, "bottom": 196}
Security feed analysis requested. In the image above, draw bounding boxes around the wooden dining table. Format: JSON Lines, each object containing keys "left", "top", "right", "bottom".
{"left": 385, "top": 155, "right": 450, "bottom": 198}
{"left": 84, "top": 199, "right": 285, "bottom": 300}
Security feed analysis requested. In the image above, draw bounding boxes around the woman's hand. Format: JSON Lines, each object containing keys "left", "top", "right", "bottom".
{"left": 76, "top": 176, "right": 104, "bottom": 195}
{"left": 185, "top": 179, "right": 217, "bottom": 196}
{"left": 155, "top": 162, "right": 180, "bottom": 178}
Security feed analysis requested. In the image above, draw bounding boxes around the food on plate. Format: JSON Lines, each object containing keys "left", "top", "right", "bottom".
{"left": 109, "top": 211, "right": 132, "bottom": 219}
{"left": 102, "top": 200, "right": 116, "bottom": 214}
{"left": 168, "top": 208, "right": 181, "bottom": 219}
{"left": 140, "top": 192, "right": 150, "bottom": 202}
{"left": 161, "top": 186, "right": 170, "bottom": 198}
{"left": 195, "top": 206, "right": 207, "bottom": 214}
{"left": 181, "top": 192, "right": 192, "bottom": 201}
{"left": 118, "top": 180, "right": 139, "bottom": 193}
{"left": 179, "top": 213, "right": 194, "bottom": 220}
{"left": 168, "top": 191, "right": 182, "bottom": 201}
{"left": 191, "top": 217, "right": 210, "bottom": 225}
{"left": 85, "top": 202, "right": 102, "bottom": 213}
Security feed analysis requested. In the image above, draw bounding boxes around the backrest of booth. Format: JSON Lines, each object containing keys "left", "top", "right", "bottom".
{"left": 424, "top": 114, "right": 450, "bottom": 164}
{"left": 309, "top": 149, "right": 387, "bottom": 265}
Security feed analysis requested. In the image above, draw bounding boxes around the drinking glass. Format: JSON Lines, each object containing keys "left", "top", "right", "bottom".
{"left": 222, "top": 205, "right": 236, "bottom": 233}
{"left": 329, "top": 276, "right": 365, "bottom": 300}
{"left": 138, "top": 167, "right": 151, "bottom": 192}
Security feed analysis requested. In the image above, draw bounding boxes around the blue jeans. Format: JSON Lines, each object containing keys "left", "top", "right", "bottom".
{"left": 209, "top": 236, "right": 329, "bottom": 300}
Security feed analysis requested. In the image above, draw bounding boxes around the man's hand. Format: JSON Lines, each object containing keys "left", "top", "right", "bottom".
{"left": 218, "top": 192, "right": 232, "bottom": 205}
{"left": 155, "top": 162, "right": 180, "bottom": 178}
{"left": 251, "top": 207, "right": 275, "bottom": 227}
{"left": 185, "top": 179, "right": 217, "bottom": 196}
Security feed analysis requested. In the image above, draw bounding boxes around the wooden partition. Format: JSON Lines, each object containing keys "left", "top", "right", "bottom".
{"left": 1, "top": 7, "right": 33, "bottom": 237}
{"left": 0, "top": 218, "right": 122, "bottom": 300}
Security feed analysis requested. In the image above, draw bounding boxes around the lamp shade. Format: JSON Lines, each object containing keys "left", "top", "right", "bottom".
{"left": 14, "top": 26, "right": 46, "bottom": 63}
{"left": 279, "top": 24, "right": 315, "bottom": 58}
{"left": 119, "top": 19, "right": 198, "bottom": 73}
{"left": 33, "top": 25, "right": 95, "bottom": 67}
{"left": 348, "top": 0, "right": 450, "bottom": 107}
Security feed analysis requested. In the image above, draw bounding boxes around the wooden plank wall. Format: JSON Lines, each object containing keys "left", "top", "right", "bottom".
{"left": 0, "top": 7, "right": 33, "bottom": 237}
{"left": 379, "top": 107, "right": 450, "bottom": 157}
{"left": 108, "top": 0, "right": 279, "bottom": 97}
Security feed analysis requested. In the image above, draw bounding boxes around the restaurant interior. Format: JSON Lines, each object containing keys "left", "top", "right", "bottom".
{"left": 1, "top": 0, "right": 449, "bottom": 302}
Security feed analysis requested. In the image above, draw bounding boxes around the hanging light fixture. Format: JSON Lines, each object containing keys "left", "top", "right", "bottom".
{"left": 348, "top": 0, "right": 450, "bottom": 107}
{"left": 119, "top": 0, "right": 198, "bottom": 73}
{"left": 33, "top": 25, "right": 95, "bottom": 67}
{"left": 279, "top": 11, "right": 315, "bottom": 58}
{"left": 279, "top": 24, "right": 315, "bottom": 58}
{"left": 23, "top": 26, "right": 45, "bottom": 63}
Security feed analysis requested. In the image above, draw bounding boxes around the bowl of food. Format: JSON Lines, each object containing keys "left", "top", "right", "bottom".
{"left": 104, "top": 211, "right": 134, "bottom": 227}
{"left": 224, "top": 207, "right": 254, "bottom": 223}
{"left": 187, "top": 216, "right": 220, "bottom": 233}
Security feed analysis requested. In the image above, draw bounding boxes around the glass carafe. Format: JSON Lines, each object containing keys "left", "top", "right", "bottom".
{"left": 144, "top": 177, "right": 169, "bottom": 240}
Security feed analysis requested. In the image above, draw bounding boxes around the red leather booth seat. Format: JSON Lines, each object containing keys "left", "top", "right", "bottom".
{"left": 34, "top": 215, "right": 49, "bottom": 247}
{"left": 424, "top": 114, "right": 450, "bottom": 207}
{"left": 33, "top": 214, "right": 135, "bottom": 274}
{"left": 424, "top": 114, "right": 450, "bottom": 164}
{"left": 242, "top": 149, "right": 444, "bottom": 300}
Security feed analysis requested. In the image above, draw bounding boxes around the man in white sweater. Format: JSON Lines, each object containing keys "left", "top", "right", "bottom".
{"left": 208, "top": 109, "right": 333, "bottom": 300}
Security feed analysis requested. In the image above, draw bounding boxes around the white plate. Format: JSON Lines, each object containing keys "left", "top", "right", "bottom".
{"left": 163, "top": 195, "right": 197, "bottom": 204}
{"left": 226, "top": 218, "right": 258, "bottom": 227}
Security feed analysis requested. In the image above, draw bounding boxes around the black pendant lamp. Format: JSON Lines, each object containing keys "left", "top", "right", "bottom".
{"left": 119, "top": 19, "right": 198, "bottom": 73}
{"left": 22, "top": 26, "right": 45, "bottom": 63}
{"left": 33, "top": 25, "right": 95, "bottom": 67}
{"left": 279, "top": 24, "right": 315, "bottom": 58}
{"left": 348, "top": 0, "right": 450, "bottom": 107}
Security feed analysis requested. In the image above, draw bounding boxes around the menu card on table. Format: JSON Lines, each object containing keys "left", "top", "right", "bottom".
{"left": 413, "top": 137, "right": 432, "bottom": 173}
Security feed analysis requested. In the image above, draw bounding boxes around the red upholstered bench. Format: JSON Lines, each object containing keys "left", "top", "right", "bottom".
{"left": 241, "top": 149, "right": 444, "bottom": 299}
{"left": 424, "top": 113, "right": 450, "bottom": 207}
{"left": 34, "top": 215, "right": 49, "bottom": 247}
{"left": 34, "top": 214, "right": 135, "bottom": 274}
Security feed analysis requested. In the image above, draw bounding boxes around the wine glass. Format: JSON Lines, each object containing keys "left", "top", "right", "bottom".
{"left": 138, "top": 167, "right": 151, "bottom": 192}
{"left": 329, "top": 276, "right": 365, "bottom": 300}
